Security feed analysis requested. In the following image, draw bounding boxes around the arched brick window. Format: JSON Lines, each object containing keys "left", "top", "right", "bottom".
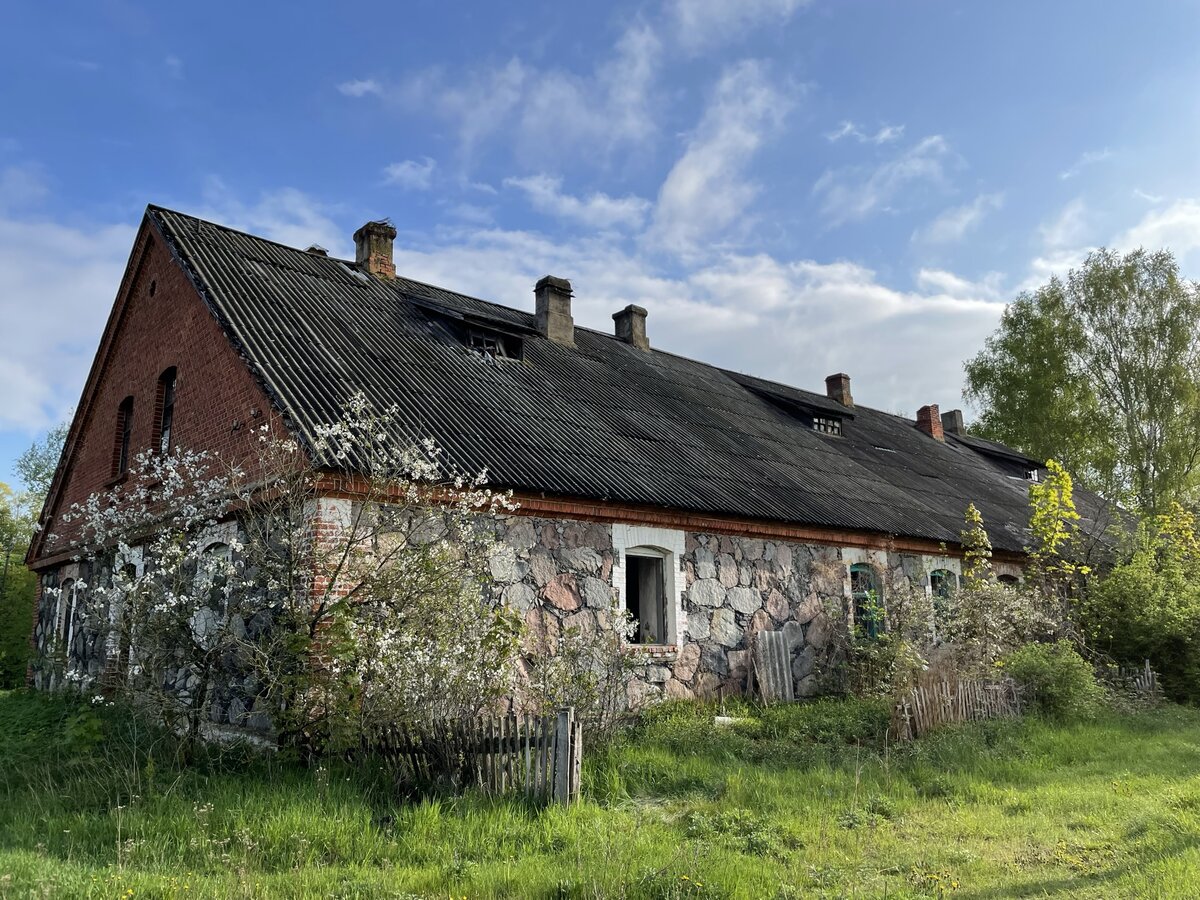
{"left": 113, "top": 397, "right": 134, "bottom": 477}
{"left": 155, "top": 367, "right": 177, "bottom": 454}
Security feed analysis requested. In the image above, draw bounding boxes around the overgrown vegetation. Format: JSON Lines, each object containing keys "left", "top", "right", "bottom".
{"left": 3, "top": 689, "right": 1200, "bottom": 898}
{"left": 1082, "top": 501, "right": 1200, "bottom": 704}
{"left": 1002, "top": 641, "right": 1105, "bottom": 721}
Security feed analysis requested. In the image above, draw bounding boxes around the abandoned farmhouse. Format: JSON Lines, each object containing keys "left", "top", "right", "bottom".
{"left": 26, "top": 206, "right": 1109, "bottom": 727}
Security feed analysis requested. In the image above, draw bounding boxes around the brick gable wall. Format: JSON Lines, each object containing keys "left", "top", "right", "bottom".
{"left": 32, "top": 223, "right": 284, "bottom": 565}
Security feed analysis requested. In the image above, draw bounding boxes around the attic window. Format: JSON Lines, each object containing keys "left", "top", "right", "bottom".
{"left": 812, "top": 415, "right": 842, "bottom": 436}
{"left": 465, "top": 326, "right": 521, "bottom": 362}
{"left": 1026, "top": 468, "right": 1041, "bottom": 482}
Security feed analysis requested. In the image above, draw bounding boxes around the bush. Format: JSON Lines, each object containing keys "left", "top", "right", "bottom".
{"left": 1003, "top": 641, "right": 1104, "bottom": 720}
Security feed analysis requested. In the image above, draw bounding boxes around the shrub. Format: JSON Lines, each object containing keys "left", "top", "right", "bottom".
{"left": 1003, "top": 641, "right": 1104, "bottom": 720}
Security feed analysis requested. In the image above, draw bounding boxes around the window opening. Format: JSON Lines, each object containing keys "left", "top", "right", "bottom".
{"left": 625, "top": 551, "right": 667, "bottom": 645}
{"left": 929, "top": 569, "right": 956, "bottom": 637}
{"left": 469, "top": 329, "right": 506, "bottom": 360}
{"left": 114, "top": 397, "right": 134, "bottom": 476}
{"left": 192, "top": 542, "right": 232, "bottom": 646}
{"left": 850, "top": 563, "right": 883, "bottom": 639}
{"left": 157, "top": 368, "right": 177, "bottom": 454}
{"left": 997, "top": 573, "right": 1020, "bottom": 586}
{"left": 812, "top": 415, "right": 842, "bottom": 436}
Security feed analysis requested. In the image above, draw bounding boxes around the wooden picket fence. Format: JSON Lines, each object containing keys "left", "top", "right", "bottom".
{"left": 365, "top": 707, "right": 582, "bottom": 804}
{"left": 891, "top": 678, "right": 1022, "bottom": 741}
{"left": 1118, "top": 659, "right": 1160, "bottom": 699}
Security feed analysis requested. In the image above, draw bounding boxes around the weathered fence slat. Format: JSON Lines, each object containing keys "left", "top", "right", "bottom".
{"left": 891, "top": 678, "right": 1021, "bottom": 741}
{"left": 365, "top": 708, "right": 582, "bottom": 804}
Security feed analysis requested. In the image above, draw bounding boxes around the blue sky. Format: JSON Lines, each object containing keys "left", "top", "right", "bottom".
{"left": 4, "top": 0, "right": 1200, "bottom": 489}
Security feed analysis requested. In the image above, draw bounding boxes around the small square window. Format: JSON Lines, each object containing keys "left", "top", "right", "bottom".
{"left": 812, "top": 415, "right": 842, "bottom": 435}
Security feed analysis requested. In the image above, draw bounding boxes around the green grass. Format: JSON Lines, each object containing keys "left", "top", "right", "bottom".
{"left": 2, "top": 692, "right": 1200, "bottom": 898}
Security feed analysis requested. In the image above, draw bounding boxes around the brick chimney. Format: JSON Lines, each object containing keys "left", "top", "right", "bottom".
{"left": 535, "top": 275, "right": 575, "bottom": 346}
{"left": 613, "top": 304, "right": 649, "bottom": 350}
{"left": 916, "top": 404, "right": 944, "bottom": 441}
{"left": 825, "top": 373, "right": 853, "bottom": 407}
{"left": 941, "top": 408, "right": 965, "bottom": 436}
{"left": 353, "top": 220, "right": 397, "bottom": 279}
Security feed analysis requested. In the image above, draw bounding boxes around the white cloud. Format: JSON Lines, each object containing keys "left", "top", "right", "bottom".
{"left": 0, "top": 212, "right": 134, "bottom": 432}
{"left": 338, "top": 79, "right": 382, "bottom": 98}
{"left": 1115, "top": 198, "right": 1200, "bottom": 260}
{"left": 1039, "top": 197, "right": 1089, "bottom": 249}
{"left": 650, "top": 60, "right": 793, "bottom": 254}
{"left": 914, "top": 192, "right": 1004, "bottom": 244}
{"left": 825, "top": 121, "right": 905, "bottom": 145}
{"left": 671, "top": 0, "right": 810, "bottom": 50}
{"left": 1059, "top": 148, "right": 1113, "bottom": 180}
{"left": 164, "top": 55, "right": 184, "bottom": 79}
{"left": 356, "top": 24, "right": 662, "bottom": 165}
{"left": 383, "top": 157, "right": 436, "bottom": 191}
{"left": 1133, "top": 188, "right": 1164, "bottom": 204}
{"left": 813, "top": 135, "right": 952, "bottom": 226}
{"left": 504, "top": 174, "right": 650, "bottom": 230}
{"left": 193, "top": 179, "right": 351, "bottom": 258}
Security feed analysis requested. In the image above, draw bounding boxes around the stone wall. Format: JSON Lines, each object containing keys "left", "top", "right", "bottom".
{"left": 486, "top": 513, "right": 976, "bottom": 709}
{"left": 33, "top": 505, "right": 1000, "bottom": 729}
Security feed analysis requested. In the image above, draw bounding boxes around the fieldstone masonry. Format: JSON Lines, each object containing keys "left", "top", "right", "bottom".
{"left": 36, "top": 505, "right": 1009, "bottom": 731}
{"left": 484, "top": 513, "right": 967, "bottom": 708}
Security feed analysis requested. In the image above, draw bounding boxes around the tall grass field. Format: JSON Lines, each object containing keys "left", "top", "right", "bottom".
{"left": 1, "top": 690, "right": 1199, "bottom": 898}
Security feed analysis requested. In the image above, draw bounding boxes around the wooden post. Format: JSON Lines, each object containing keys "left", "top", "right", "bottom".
{"left": 553, "top": 707, "right": 575, "bottom": 805}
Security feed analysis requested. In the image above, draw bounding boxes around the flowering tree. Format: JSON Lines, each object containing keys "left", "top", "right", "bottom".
{"left": 43, "top": 395, "right": 523, "bottom": 755}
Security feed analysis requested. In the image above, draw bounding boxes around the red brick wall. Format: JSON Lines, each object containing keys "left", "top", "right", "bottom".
{"left": 32, "top": 222, "right": 285, "bottom": 565}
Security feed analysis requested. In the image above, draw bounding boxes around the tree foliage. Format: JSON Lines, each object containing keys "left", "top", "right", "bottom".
{"left": 15, "top": 422, "right": 67, "bottom": 506}
{"left": 1082, "top": 502, "right": 1200, "bottom": 703}
{"left": 965, "top": 247, "right": 1200, "bottom": 514}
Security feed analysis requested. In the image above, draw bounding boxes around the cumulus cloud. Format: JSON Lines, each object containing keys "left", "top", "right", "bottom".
{"left": 504, "top": 174, "right": 650, "bottom": 230}
{"left": 650, "top": 60, "right": 793, "bottom": 254}
{"left": 914, "top": 192, "right": 1004, "bottom": 244}
{"left": 671, "top": 0, "right": 810, "bottom": 50}
{"left": 1115, "top": 198, "right": 1200, "bottom": 261}
{"left": 813, "top": 135, "right": 952, "bottom": 226}
{"left": 0, "top": 212, "right": 134, "bottom": 432}
{"left": 383, "top": 157, "right": 437, "bottom": 190}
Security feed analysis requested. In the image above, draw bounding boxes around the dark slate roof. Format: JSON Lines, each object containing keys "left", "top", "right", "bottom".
{"left": 148, "top": 205, "right": 1113, "bottom": 554}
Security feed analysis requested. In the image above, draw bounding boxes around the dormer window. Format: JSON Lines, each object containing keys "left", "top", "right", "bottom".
{"left": 469, "top": 329, "right": 506, "bottom": 360}
{"left": 113, "top": 397, "right": 134, "bottom": 477}
{"left": 156, "top": 367, "right": 177, "bottom": 455}
{"left": 812, "top": 415, "right": 842, "bottom": 436}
